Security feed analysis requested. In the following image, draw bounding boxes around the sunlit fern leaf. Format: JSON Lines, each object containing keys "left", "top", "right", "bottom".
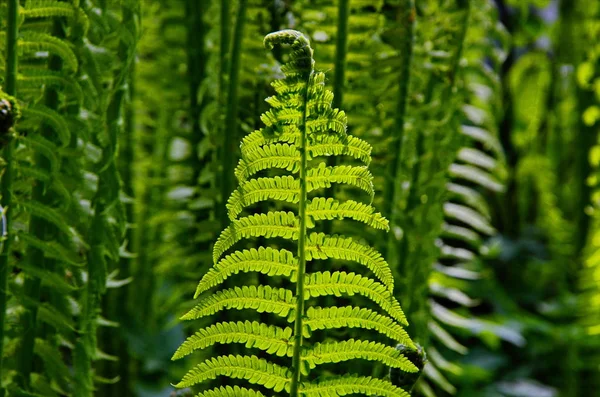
{"left": 304, "top": 271, "right": 407, "bottom": 325}
{"left": 22, "top": 0, "right": 76, "bottom": 19}
{"left": 174, "top": 29, "right": 415, "bottom": 396}
{"left": 304, "top": 339, "right": 418, "bottom": 370}
{"left": 173, "top": 321, "right": 294, "bottom": 360}
{"left": 194, "top": 247, "right": 298, "bottom": 297}
{"left": 306, "top": 198, "right": 388, "bottom": 230}
{"left": 305, "top": 232, "right": 393, "bottom": 290}
{"left": 304, "top": 306, "right": 413, "bottom": 345}
{"left": 175, "top": 355, "right": 292, "bottom": 391}
{"left": 182, "top": 285, "right": 296, "bottom": 321}
{"left": 196, "top": 386, "right": 266, "bottom": 397}
{"left": 300, "top": 375, "right": 411, "bottom": 397}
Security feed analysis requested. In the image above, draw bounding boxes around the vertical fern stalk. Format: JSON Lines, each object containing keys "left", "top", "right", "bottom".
{"left": 323, "top": 0, "right": 349, "bottom": 234}
{"left": 17, "top": 16, "right": 64, "bottom": 389}
{"left": 220, "top": 0, "right": 248, "bottom": 227}
{"left": 0, "top": 0, "right": 19, "bottom": 381}
{"left": 383, "top": 0, "right": 415, "bottom": 257}
{"left": 289, "top": 42, "right": 312, "bottom": 397}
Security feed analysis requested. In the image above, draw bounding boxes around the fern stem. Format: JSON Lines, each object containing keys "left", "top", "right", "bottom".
{"left": 0, "top": 0, "right": 19, "bottom": 382}
{"left": 219, "top": 0, "right": 230, "bottom": 107}
{"left": 332, "top": 0, "right": 349, "bottom": 111}
{"left": 383, "top": 0, "right": 415, "bottom": 257}
{"left": 113, "top": 27, "right": 138, "bottom": 397}
{"left": 220, "top": 0, "right": 248, "bottom": 228}
{"left": 323, "top": 0, "right": 349, "bottom": 236}
{"left": 17, "top": 16, "right": 64, "bottom": 388}
{"left": 290, "top": 66, "right": 313, "bottom": 397}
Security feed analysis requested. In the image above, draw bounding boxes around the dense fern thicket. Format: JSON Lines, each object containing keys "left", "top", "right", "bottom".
{"left": 0, "top": 0, "right": 599, "bottom": 396}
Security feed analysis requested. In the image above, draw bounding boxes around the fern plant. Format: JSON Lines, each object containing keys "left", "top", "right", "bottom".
{"left": 172, "top": 29, "right": 418, "bottom": 396}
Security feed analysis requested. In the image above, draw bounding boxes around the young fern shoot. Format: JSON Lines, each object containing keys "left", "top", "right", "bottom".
{"left": 173, "top": 30, "right": 418, "bottom": 397}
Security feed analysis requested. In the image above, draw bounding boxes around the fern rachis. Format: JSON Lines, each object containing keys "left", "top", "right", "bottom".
{"left": 173, "top": 30, "right": 418, "bottom": 397}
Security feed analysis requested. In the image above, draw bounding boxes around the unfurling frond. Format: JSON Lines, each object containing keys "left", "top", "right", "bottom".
{"left": 174, "top": 29, "right": 414, "bottom": 396}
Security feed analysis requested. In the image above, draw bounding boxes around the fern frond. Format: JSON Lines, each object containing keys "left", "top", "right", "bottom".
{"left": 240, "top": 129, "right": 371, "bottom": 165}
{"left": 227, "top": 176, "right": 300, "bottom": 220}
{"left": 449, "top": 163, "right": 503, "bottom": 192}
{"left": 300, "top": 375, "right": 410, "bottom": 397}
{"left": 306, "top": 198, "right": 388, "bottom": 230}
{"left": 460, "top": 125, "right": 503, "bottom": 156}
{"left": 213, "top": 211, "right": 299, "bottom": 263}
{"left": 19, "top": 32, "right": 78, "bottom": 72}
{"left": 181, "top": 285, "right": 295, "bottom": 321}
{"left": 446, "top": 183, "right": 490, "bottom": 217}
{"left": 18, "top": 135, "right": 60, "bottom": 175}
{"left": 235, "top": 143, "right": 300, "bottom": 182}
{"left": 241, "top": 127, "right": 301, "bottom": 158}
{"left": 304, "top": 340, "right": 418, "bottom": 371}
{"left": 17, "top": 232, "right": 83, "bottom": 266}
{"left": 18, "top": 69, "right": 83, "bottom": 103}
{"left": 196, "top": 386, "right": 266, "bottom": 397}
{"left": 307, "top": 162, "right": 374, "bottom": 199}
{"left": 305, "top": 233, "right": 393, "bottom": 291}
{"left": 176, "top": 29, "right": 413, "bottom": 395}
{"left": 443, "top": 202, "right": 495, "bottom": 235}
{"left": 195, "top": 247, "right": 297, "bottom": 297}
{"left": 22, "top": 1, "right": 75, "bottom": 19}
{"left": 21, "top": 201, "right": 79, "bottom": 240}
{"left": 307, "top": 133, "right": 371, "bottom": 165}
{"left": 173, "top": 321, "right": 293, "bottom": 360}
{"left": 305, "top": 271, "right": 407, "bottom": 325}
{"left": 176, "top": 355, "right": 291, "bottom": 392}
{"left": 304, "top": 306, "right": 412, "bottom": 345}
{"left": 20, "top": 105, "right": 70, "bottom": 146}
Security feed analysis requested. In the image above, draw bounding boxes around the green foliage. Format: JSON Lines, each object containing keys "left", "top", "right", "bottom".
{"left": 173, "top": 29, "right": 417, "bottom": 396}
{"left": 1, "top": 1, "right": 599, "bottom": 396}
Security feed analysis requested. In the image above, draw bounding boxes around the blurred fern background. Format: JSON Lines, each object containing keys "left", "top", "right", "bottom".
{"left": 0, "top": 0, "right": 599, "bottom": 396}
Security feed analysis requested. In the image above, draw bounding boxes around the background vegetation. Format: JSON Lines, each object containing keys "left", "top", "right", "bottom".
{"left": 0, "top": 0, "right": 599, "bottom": 396}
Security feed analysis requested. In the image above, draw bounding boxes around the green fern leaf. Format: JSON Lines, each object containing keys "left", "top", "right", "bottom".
{"left": 21, "top": 201, "right": 80, "bottom": 240}
{"left": 305, "top": 233, "right": 394, "bottom": 292}
{"left": 20, "top": 105, "right": 70, "bottom": 146}
{"left": 175, "top": 29, "right": 413, "bottom": 396}
{"left": 307, "top": 133, "right": 372, "bottom": 165}
{"left": 19, "top": 32, "right": 78, "bottom": 72}
{"left": 18, "top": 69, "right": 83, "bottom": 104}
{"left": 213, "top": 211, "right": 299, "bottom": 263}
{"left": 181, "top": 285, "right": 296, "bottom": 321}
{"left": 304, "top": 306, "right": 412, "bottom": 345}
{"left": 173, "top": 321, "right": 293, "bottom": 360}
{"left": 227, "top": 176, "right": 299, "bottom": 220}
{"left": 241, "top": 127, "right": 300, "bottom": 158}
{"left": 444, "top": 202, "right": 495, "bottom": 235}
{"left": 299, "top": 375, "right": 410, "bottom": 397}
{"left": 305, "top": 271, "right": 407, "bottom": 325}
{"left": 195, "top": 247, "right": 297, "bottom": 297}
{"left": 22, "top": 1, "right": 75, "bottom": 19}
{"left": 234, "top": 143, "right": 300, "bottom": 182}
{"left": 175, "top": 355, "right": 291, "bottom": 392}
{"left": 449, "top": 163, "right": 503, "bottom": 192}
{"left": 17, "top": 232, "right": 83, "bottom": 266}
{"left": 196, "top": 386, "right": 266, "bottom": 397}
{"left": 306, "top": 198, "right": 388, "bottom": 230}
{"left": 18, "top": 135, "right": 60, "bottom": 175}
{"left": 304, "top": 340, "right": 419, "bottom": 371}
{"left": 306, "top": 163, "right": 374, "bottom": 199}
